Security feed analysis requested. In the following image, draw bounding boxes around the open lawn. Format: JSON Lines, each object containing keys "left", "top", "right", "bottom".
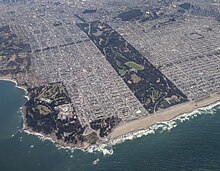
{"left": 125, "top": 61, "right": 144, "bottom": 70}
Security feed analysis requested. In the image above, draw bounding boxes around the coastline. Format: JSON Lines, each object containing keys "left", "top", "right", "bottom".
{"left": 0, "top": 78, "right": 29, "bottom": 100}
{"left": 0, "top": 78, "right": 97, "bottom": 153}
{"left": 1, "top": 78, "right": 220, "bottom": 154}
{"left": 110, "top": 91, "right": 220, "bottom": 140}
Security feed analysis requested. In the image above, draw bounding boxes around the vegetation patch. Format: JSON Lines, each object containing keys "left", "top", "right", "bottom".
{"left": 77, "top": 21, "right": 188, "bottom": 113}
{"left": 0, "top": 26, "right": 31, "bottom": 75}
{"left": 125, "top": 61, "right": 144, "bottom": 71}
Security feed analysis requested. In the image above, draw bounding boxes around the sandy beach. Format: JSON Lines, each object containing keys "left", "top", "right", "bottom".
{"left": 0, "top": 77, "right": 29, "bottom": 99}
{"left": 1, "top": 76, "right": 220, "bottom": 151}
{"left": 110, "top": 91, "right": 220, "bottom": 139}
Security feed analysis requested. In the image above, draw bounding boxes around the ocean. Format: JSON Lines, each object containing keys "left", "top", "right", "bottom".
{"left": 1, "top": 80, "right": 220, "bottom": 171}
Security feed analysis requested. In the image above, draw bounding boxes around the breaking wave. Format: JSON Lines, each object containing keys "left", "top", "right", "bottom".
{"left": 92, "top": 102, "right": 220, "bottom": 156}
{"left": 22, "top": 102, "right": 220, "bottom": 156}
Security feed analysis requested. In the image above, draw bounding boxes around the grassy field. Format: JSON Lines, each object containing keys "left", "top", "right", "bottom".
{"left": 118, "top": 69, "right": 126, "bottom": 76}
{"left": 125, "top": 61, "right": 144, "bottom": 70}
{"left": 36, "top": 104, "right": 52, "bottom": 115}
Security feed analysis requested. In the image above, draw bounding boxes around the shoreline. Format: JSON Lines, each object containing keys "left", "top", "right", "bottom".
{"left": 0, "top": 78, "right": 29, "bottom": 100}
{"left": 110, "top": 91, "right": 220, "bottom": 140}
{"left": 1, "top": 78, "right": 220, "bottom": 154}
{"left": 0, "top": 78, "right": 96, "bottom": 152}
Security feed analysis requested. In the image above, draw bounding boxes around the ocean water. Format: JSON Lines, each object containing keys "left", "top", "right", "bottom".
{"left": 1, "top": 80, "right": 220, "bottom": 171}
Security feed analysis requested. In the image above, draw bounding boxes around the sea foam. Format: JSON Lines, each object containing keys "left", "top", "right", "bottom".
{"left": 22, "top": 102, "right": 220, "bottom": 156}
{"left": 101, "top": 102, "right": 220, "bottom": 155}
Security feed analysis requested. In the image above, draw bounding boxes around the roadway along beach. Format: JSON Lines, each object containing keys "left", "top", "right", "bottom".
{"left": 110, "top": 91, "right": 220, "bottom": 139}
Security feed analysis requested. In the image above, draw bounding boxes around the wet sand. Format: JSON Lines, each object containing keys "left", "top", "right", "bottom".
{"left": 110, "top": 91, "right": 220, "bottom": 139}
